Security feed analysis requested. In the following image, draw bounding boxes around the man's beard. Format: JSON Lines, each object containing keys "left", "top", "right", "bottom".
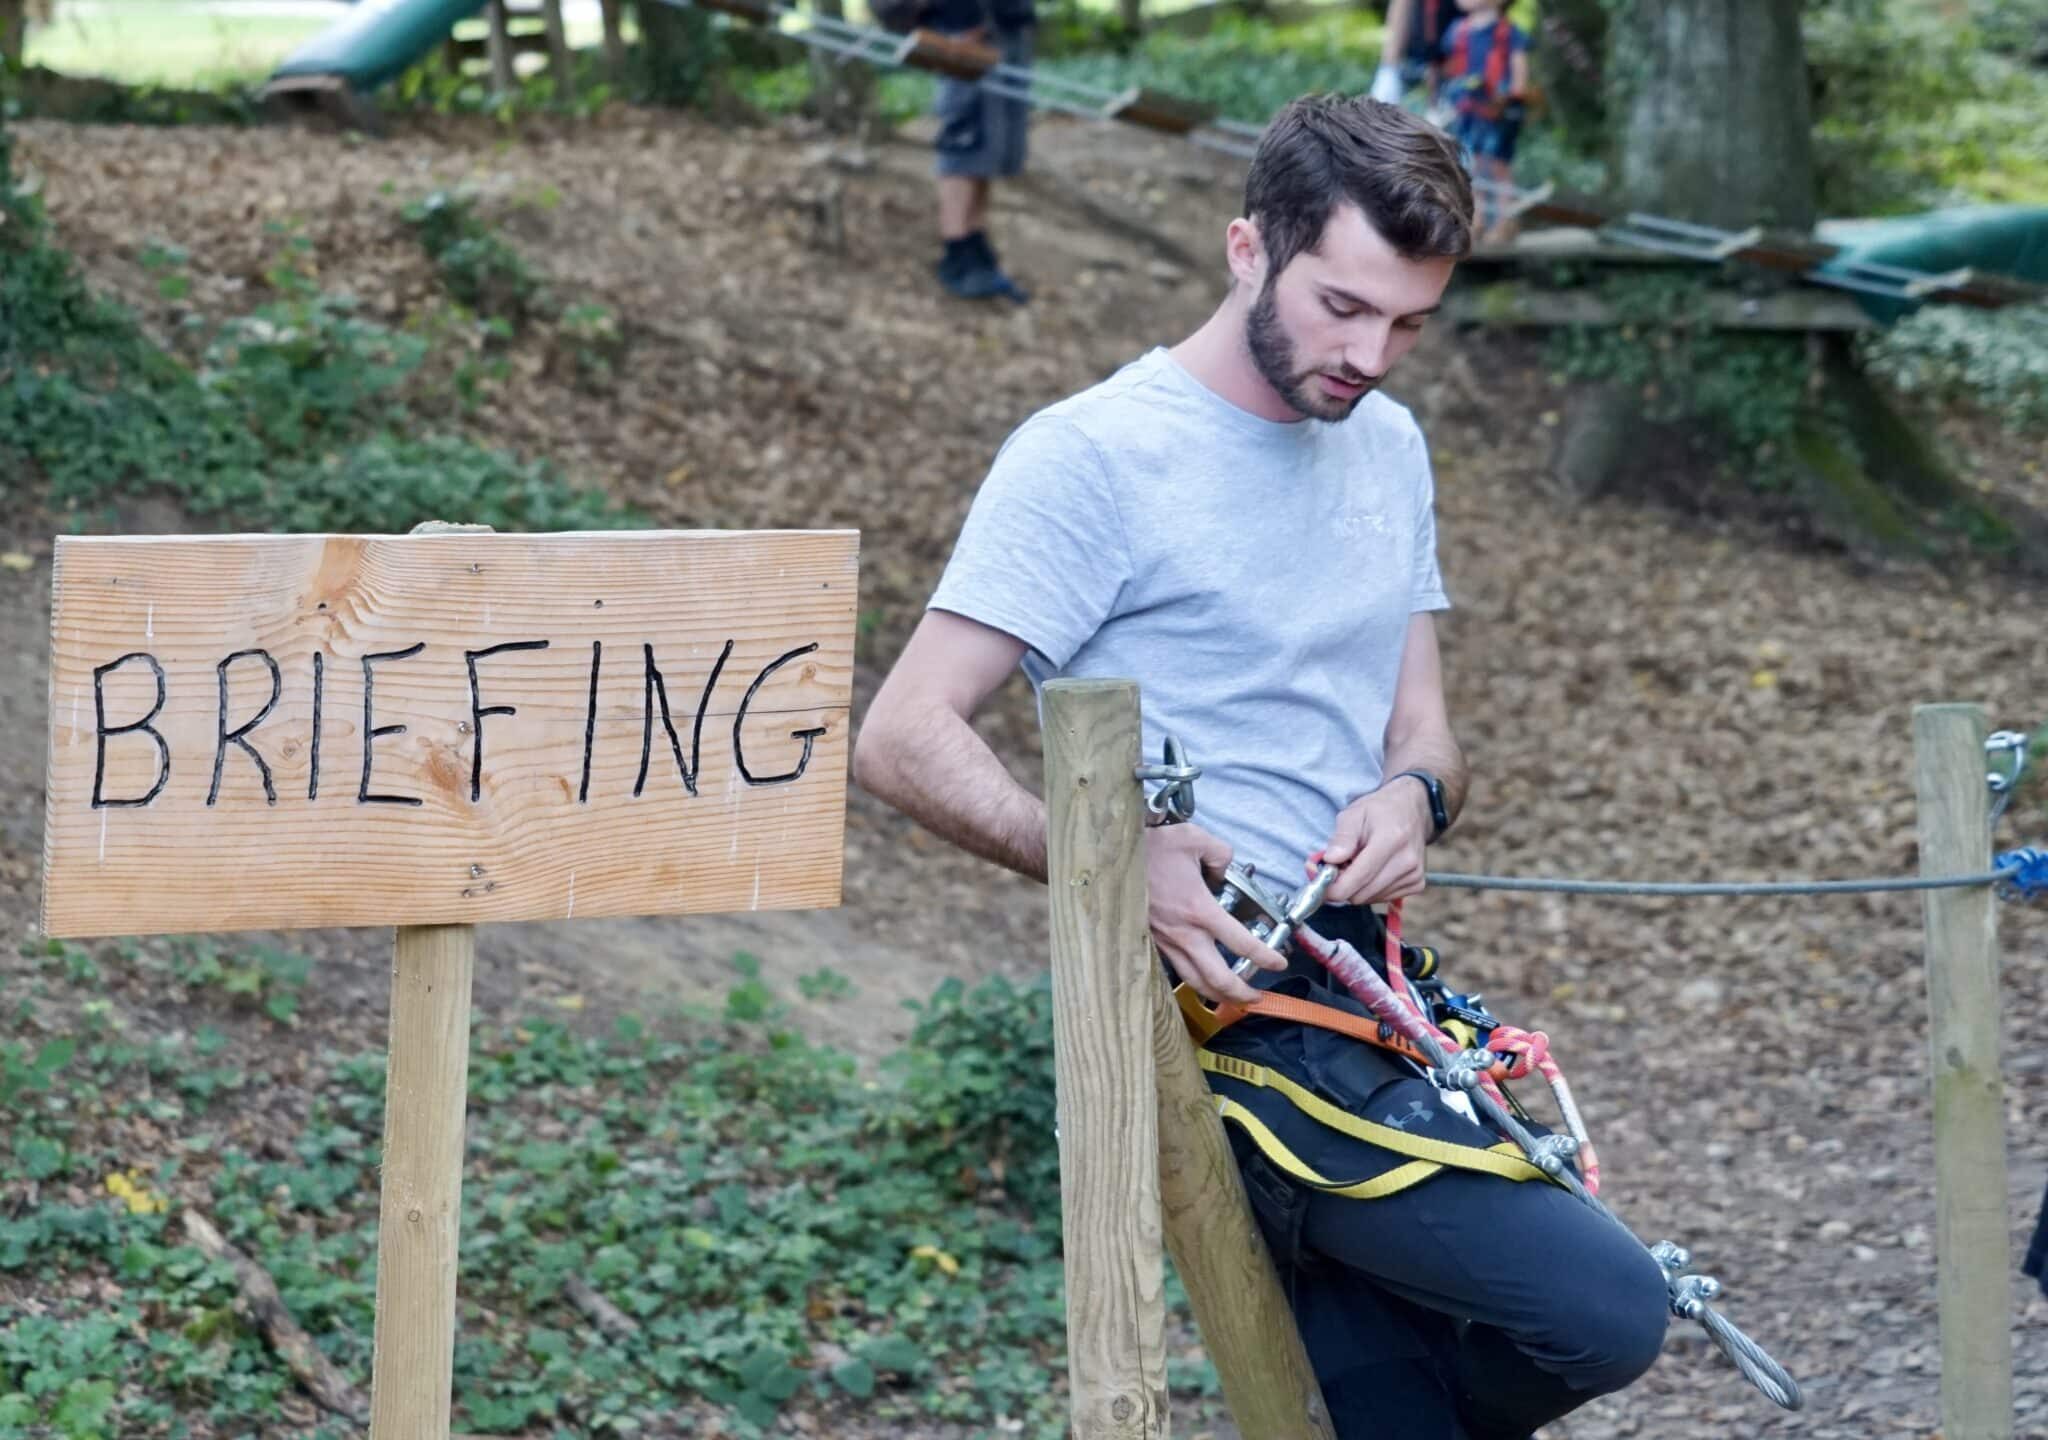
{"left": 1245, "top": 277, "right": 1377, "bottom": 422}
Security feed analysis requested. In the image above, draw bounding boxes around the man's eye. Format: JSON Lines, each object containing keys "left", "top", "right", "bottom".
{"left": 1397, "top": 317, "right": 1429, "bottom": 332}
{"left": 1324, "top": 301, "right": 1360, "bottom": 319}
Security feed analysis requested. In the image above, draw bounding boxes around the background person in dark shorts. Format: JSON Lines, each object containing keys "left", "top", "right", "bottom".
{"left": 1372, "top": 0, "right": 1452, "bottom": 105}
{"left": 920, "top": 0, "right": 1035, "bottom": 301}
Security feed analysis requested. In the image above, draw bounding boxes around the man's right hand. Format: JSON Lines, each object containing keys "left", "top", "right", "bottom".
{"left": 1146, "top": 823, "right": 1287, "bottom": 1005}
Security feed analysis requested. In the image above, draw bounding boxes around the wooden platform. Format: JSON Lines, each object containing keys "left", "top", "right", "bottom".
{"left": 1444, "top": 278, "right": 1877, "bottom": 332}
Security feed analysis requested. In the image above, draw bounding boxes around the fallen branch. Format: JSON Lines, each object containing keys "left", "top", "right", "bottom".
{"left": 181, "top": 1210, "right": 371, "bottom": 1425}
{"left": 564, "top": 1274, "right": 640, "bottom": 1342}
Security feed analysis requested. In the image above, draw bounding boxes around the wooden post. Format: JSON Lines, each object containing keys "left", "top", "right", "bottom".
{"left": 1913, "top": 703, "right": 2013, "bottom": 1440}
{"left": 541, "top": 0, "right": 575, "bottom": 101}
{"left": 1152, "top": 973, "right": 1333, "bottom": 1439}
{"left": 369, "top": 924, "right": 476, "bottom": 1440}
{"left": 367, "top": 517, "right": 489, "bottom": 1440}
{"left": 1043, "top": 679, "right": 1167, "bottom": 1439}
{"left": 599, "top": 0, "right": 626, "bottom": 74}
{"left": 485, "top": 0, "right": 516, "bottom": 97}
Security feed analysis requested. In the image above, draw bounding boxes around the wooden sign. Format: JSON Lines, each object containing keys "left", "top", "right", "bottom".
{"left": 41, "top": 531, "right": 859, "bottom": 938}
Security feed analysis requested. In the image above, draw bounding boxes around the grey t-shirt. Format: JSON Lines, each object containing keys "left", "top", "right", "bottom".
{"left": 929, "top": 346, "right": 1449, "bottom": 880}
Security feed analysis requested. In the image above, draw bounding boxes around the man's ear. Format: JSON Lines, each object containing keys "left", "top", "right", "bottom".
{"left": 1225, "top": 217, "right": 1265, "bottom": 290}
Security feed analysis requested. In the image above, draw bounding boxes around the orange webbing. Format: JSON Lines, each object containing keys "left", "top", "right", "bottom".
{"left": 1175, "top": 980, "right": 1444, "bottom": 1072}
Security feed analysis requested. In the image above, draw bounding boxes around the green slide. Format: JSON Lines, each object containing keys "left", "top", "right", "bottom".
{"left": 1817, "top": 205, "right": 2048, "bottom": 322}
{"left": 266, "top": 0, "right": 488, "bottom": 95}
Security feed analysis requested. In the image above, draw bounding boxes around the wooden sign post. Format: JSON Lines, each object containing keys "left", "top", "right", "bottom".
{"left": 42, "top": 526, "right": 859, "bottom": 1440}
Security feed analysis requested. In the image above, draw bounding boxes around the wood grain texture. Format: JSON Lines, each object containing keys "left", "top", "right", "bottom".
{"left": 1152, "top": 970, "right": 1333, "bottom": 1439}
{"left": 370, "top": 922, "right": 476, "bottom": 1440}
{"left": 1042, "top": 680, "right": 1167, "bottom": 1440}
{"left": 41, "top": 530, "right": 858, "bottom": 937}
{"left": 1913, "top": 704, "right": 2013, "bottom": 1440}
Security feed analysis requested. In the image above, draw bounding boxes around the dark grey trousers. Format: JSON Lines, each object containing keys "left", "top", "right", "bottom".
{"left": 1229, "top": 907, "right": 1670, "bottom": 1440}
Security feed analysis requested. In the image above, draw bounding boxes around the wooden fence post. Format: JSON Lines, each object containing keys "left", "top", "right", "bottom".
{"left": 1913, "top": 703, "right": 2012, "bottom": 1440}
{"left": 366, "top": 518, "right": 490, "bottom": 1440}
{"left": 599, "top": 0, "right": 626, "bottom": 74}
{"left": 541, "top": 0, "right": 576, "bottom": 101}
{"left": 1044, "top": 677, "right": 1333, "bottom": 1440}
{"left": 1152, "top": 974, "right": 1334, "bottom": 1438}
{"left": 485, "top": 0, "right": 516, "bottom": 97}
{"left": 1044, "top": 679, "right": 1168, "bottom": 1438}
{"left": 369, "top": 922, "right": 477, "bottom": 1440}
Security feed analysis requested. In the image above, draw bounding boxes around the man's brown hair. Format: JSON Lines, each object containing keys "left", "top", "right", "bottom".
{"left": 1244, "top": 94, "right": 1475, "bottom": 277}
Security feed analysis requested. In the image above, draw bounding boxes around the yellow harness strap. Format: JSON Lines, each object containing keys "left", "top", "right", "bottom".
{"left": 1198, "top": 1051, "right": 1556, "bottom": 1188}
{"left": 1215, "top": 1099, "right": 1449, "bottom": 1199}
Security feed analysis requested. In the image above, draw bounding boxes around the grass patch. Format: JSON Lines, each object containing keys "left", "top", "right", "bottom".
{"left": 0, "top": 181, "right": 634, "bottom": 534}
{"left": 24, "top": 1, "right": 331, "bottom": 87}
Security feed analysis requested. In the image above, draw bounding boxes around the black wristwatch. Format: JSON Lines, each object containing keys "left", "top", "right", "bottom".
{"left": 1391, "top": 769, "right": 1450, "bottom": 844}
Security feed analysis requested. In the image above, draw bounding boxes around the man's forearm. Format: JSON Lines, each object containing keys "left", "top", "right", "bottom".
{"left": 855, "top": 703, "right": 1049, "bottom": 883}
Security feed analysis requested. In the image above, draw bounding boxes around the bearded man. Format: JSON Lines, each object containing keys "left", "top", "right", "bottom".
{"left": 853, "top": 94, "right": 1669, "bottom": 1439}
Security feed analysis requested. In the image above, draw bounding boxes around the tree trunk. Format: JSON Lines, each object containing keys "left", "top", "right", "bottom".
{"left": 485, "top": 0, "right": 516, "bottom": 97}
{"left": 1117, "top": 0, "right": 1143, "bottom": 35}
{"left": 1, "top": 0, "right": 26, "bottom": 66}
{"left": 1611, "top": 0, "right": 1814, "bottom": 232}
{"left": 1532, "top": 0, "right": 1607, "bottom": 154}
{"left": 600, "top": 0, "right": 626, "bottom": 74}
{"left": 542, "top": 0, "right": 576, "bottom": 102}
{"left": 632, "top": 0, "right": 717, "bottom": 106}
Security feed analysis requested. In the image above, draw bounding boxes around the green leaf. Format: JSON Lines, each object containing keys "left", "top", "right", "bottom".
{"left": 830, "top": 1357, "right": 875, "bottom": 1397}
{"left": 33, "top": 1038, "right": 76, "bottom": 1076}
{"left": 527, "top": 1327, "right": 573, "bottom": 1361}
{"left": 736, "top": 1345, "right": 792, "bottom": 1391}
{"left": 50, "top": 1377, "right": 116, "bottom": 1435}
{"left": 13, "top": 1135, "right": 63, "bottom": 1180}
{"left": 859, "top": 1334, "right": 924, "bottom": 1375}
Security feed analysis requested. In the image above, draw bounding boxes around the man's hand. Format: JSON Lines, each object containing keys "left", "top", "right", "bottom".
{"left": 1147, "top": 823, "right": 1286, "bottom": 1005}
{"left": 1315, "top": 779, "right": 1432, "bottom": 906}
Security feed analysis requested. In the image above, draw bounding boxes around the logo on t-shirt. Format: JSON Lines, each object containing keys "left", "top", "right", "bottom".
{"left": 1338, "top": 511, "right": 1391, "bottom": 539}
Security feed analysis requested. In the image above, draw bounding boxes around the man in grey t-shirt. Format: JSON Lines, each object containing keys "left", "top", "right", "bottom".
{"left": 856, "top": 96, "right": 1666, "bottom": 1438}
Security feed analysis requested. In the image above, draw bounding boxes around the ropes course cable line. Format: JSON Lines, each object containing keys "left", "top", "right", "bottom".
{"left": 1428, "top": 857, "right": 2042, "bottom": 900}
{"left": 1429, "top": 733, "right": 2043, "bottom": 901}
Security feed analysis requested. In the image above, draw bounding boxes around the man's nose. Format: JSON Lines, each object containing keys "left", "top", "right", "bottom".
{"left": 1345, "top": 317, "right": 1395, "bottom": 379}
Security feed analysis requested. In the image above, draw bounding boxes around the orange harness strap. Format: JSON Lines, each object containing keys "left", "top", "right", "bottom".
{"left": 1175, "top": 982, "right": 1457, "bottom": 1076}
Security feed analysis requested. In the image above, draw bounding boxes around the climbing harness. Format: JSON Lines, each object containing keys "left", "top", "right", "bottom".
{"left": 1136, "top": 738, "right": 1806, "bottom": 1412}
{"left": 1444, "top": 15, "right": 1520, "bottom": 123}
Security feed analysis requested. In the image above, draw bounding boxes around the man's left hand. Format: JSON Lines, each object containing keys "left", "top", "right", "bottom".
{"left": 1314, "top": 779, "right": 1431, "bottom": 905}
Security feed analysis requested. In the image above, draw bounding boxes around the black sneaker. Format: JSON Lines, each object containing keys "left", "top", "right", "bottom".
{"left": 962, "top": 231, "right": 1029, "bottom": 304}
{"left": 940, "top": 258, "right": 1018, "bottom": 301}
